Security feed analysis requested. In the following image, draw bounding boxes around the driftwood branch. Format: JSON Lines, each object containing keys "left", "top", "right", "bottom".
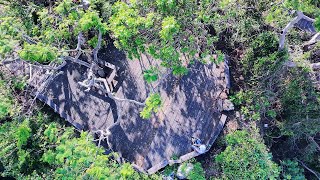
{"left": 94, "top": 78, "right": 145, "bottom": 106}
{"left": 91, "top": 129, "right": 111, "bottom": 148}
{"left": 279, "top": 11, "right": 316, "bottom": 50}
{"left": 305, "top": 32, "right": 320, "bottom": 46}
{"left": 75, "top": 31, "right": 145, "bottom": 106}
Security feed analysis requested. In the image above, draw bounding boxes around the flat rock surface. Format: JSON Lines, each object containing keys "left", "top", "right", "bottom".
{"left": 5, "top": 44, "right": 229, "bottom": 173}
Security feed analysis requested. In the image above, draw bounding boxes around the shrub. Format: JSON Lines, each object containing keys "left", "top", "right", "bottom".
{"left": 0, "top": 80, "right": 14, "bottom": 119}
{"left": 216, "top": 128, "right": 280, "bottom": 179}
{"left": 242, "top": 32, "right": 288, "bottom": 79}
{"left": 187, "top": 162, "right": 205, "bottom": 180}
{"left": 281, "top": 160, "right": 306, "bottom": 180}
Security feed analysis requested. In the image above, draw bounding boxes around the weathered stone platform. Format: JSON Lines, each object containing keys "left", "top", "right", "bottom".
{"left": 3, "top": 44, "right": 231, "bottom": 174}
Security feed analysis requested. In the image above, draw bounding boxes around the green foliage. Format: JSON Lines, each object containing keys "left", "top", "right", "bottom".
{"left": 172, "top": 66, "right": 188, "bottom": 76}
{"left": 143, "top": 67, "right": 159, "bottom": 83}
{"left": 279, "top": 69, "right": 320, "bottom": 137}
{"left": 281, "top": 160, "right": 306, "bottom": 180}
{"left": 159, "top": 16, "right": 180, "bottom": 41}
{"left": 230, "top": 90, "right": 277, "bottom": 121}
{"left": 0, "top": 80, "right": 16, "bottom": 119}
{"left": 1, "top": 0, "right": 108, "bottom": 65}
{"left": 140, "top": 93, "right": 162, "bottom": 119}
{"left": 187, "top": 162, "right": 205, "bottom": 180}
{"left": 213, "top": 0, "right": 269, "bottom": 46}
{"left": 108, "top": 0, "right": 220, "bottom": 72}
{"left": 266, "top": 0, "right": 320, "bottom": 29}
{"left": 0, "top": 112, "right": 59, "bottom": 178}
{"left": 242, "top": 32, "right": 288, "bottom": 79}
{"left": 78, "top": 11, "right": 108, "bottom": 33}
{"left": 16, "top": 120, "right": 31, "bottom": 148}
{"left": 283, "top": 0, "right": 320, "bottom": 15}
{"left": 216, "top": 129, "right": 280, "bottom": 179}
{"left": 0, "top": 108, "right": 146, "bottom": 179}
{"left": 43, "top": 123, "right": 60, "bottom": 143}
{"left": 12, "top": 77, "right": 27, "bottom": 91}
{"left": 19, "top": 43, "right": 58, "bottom": 63}
{"left": 315, "top": 16, "right": 320, "bottom": 32}
{"left": 120, "top": 163, "right": 135, "bottom": 178}
{"left": 0, "top": 38, "right": 17, "bottom": 57}
{"left": 42, "top": 130, "right": 141, "bottom": 179}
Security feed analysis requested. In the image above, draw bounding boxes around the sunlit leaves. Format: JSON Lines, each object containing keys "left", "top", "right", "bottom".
{"left": 19, "top": 43, "right": 58, "bottom": 63}
{"left": 108, "top": 1, "right": 145, "bottom": 58}
{"left": 156, "top": 0, "right": 177, "bottom": 14}
{"left": 140, "top": 93, "right": 162, "bottom": 119}
{"left": 78, "top": 11, "right": 108, "bottom": 33}
{"left": 172, "top": 66, "right": 188, "bottom": 76}
{"left": 41, "top": 130, "right": 137, "bottom": 179}
{"left": 0, "top": 81, "right": 14, "bottom": 119}
{"left": 15, "top": 120, "right": 31, "bottom": 148}
{"left": 120, "top": 163, "right": 135, "bottom": 178}
{"left": 160, "top": 16, "right": 180, "bottom": 41}
{"left": 0, "top": 39, "right": 16, "bottom": 58}
{"left": 54, "top": 0, "right": 74, "bottom": 15}
{"left": 44, "top": 123, "right": 59, "bottom": 143}
{"left": 284, "top": 0, "right": 320, "bottom": 15}
{"left": 108, "top": 0, "right": 220, "bottom": 74}
{"left": 216, "top": 129, "right": 280, "bottom": 179}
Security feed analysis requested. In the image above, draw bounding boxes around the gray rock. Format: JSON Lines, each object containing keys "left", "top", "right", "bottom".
{"left": 223, "top": 99, "right": 234, "bottom": 111}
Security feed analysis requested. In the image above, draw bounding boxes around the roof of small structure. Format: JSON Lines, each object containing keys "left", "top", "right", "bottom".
{"left": 3, "top": 44, "right": 230, "bottom": 174}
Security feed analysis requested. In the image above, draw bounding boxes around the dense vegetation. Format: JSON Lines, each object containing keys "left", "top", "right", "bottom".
{"left": 0, "top": 0, "right": 319, "bottom": 179}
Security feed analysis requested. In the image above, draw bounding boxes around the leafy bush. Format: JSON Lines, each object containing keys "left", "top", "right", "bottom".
{"left": 15, "top": 120, "right": 31, "bottom": 148}
{"left": 281, "top": 160, "right": 306, "bottom": 180}
{"left": 0, "top": 80, "right": 15, "bottom": 119}
{"left": 108, "top": 0, "right": 220, "bottom": 74}
{"left": 187, "top": 162, "right": 205, "bottom": 180}
{"left": 216, "top": 128, "right": 280, "bottom": 179}
{"left": 242, "top": 32, "right": 288, "bottom": 79}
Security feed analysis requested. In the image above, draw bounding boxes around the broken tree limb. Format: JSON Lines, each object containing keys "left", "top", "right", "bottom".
{"left": 106, "top": 91, "right": 145, "bottom": 106}
{"left": 279, "top": 11, "right": 316, "bottom": 50}
{"left": 29, "top": 60, "right": 67, "bottom": 71}
{"left": 94, "top": 78, "right": 145, "bottom": 106}
{"left": 63, "top": 56, "right": 90, "bottom": 68}
{"left": 78, "top": 62, "right": 96, "bottom": 91}
{"left": 305, "top": 32, "right": 320, "bottom": 46}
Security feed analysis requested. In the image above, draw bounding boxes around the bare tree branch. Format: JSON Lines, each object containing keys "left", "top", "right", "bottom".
{"left": 279, "top": 11, "right": 316, "bottom": 50}
{"left": 305, "top": 32, "right": 320, "bottom": 46}
{"left": 308, "top": 136, "right": 320, "bottom": 152}
{"left": 297, "top": 159, "right": 320, "bottom": 179}
{"left": 93, "top": 30, "right": 102, "bottom": 63}
{"left": 95, "top": 78, "right": 145, "bottom": 106}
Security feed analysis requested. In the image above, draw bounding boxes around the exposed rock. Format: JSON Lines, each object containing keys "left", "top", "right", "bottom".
{"left": 219, "top": 92, "right": 228, "bottom": 99}
{"left": 222, "top": 99, "right": 234, "bottom": 111}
